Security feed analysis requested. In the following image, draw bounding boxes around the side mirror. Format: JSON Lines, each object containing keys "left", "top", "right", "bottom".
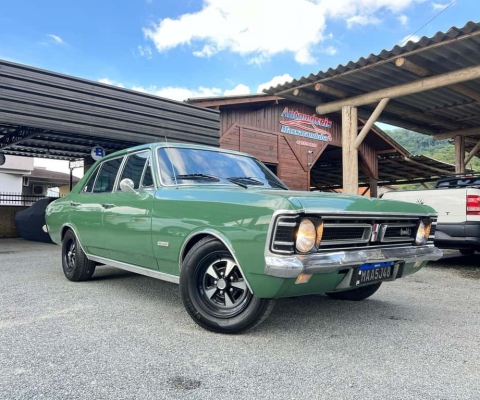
{"left": 119, "top": 178, "right": 137, "bottom": 194}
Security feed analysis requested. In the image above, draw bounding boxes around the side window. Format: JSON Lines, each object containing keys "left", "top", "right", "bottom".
{"left": 141, "top": 157, "right": 154, "bottom": 188}
{"left": 118, "top": 151, "right": 149, "bottom": 190}
{"left": 82, "top": 166, "right": 100, "bottom": 193}
{"left": 92, "top": 157, "right": 123, "bottom": 193}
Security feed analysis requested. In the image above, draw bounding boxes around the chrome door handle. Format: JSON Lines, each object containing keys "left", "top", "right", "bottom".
{"left": 102, "top": 203, "right": 115, "bottom": 209}
{"left": 70, "top": 201, "right": 80, "bottom": 207}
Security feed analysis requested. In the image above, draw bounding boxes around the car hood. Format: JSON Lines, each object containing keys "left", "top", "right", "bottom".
{"left": 259, "top": 189, "right": 436, "bottom": 215}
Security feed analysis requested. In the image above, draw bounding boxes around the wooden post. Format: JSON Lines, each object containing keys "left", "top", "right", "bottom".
{"left": 455, "top": 135, "right": 466, "bottom": 173}
{"left": 342, "top": 105, "right": 358, "bottom": 194}
{"left": 353, "top": 98, "right": 390, "bottom": 149}
{"left": 465, "top": 139, "right": 480, "bottom": 165}
{"left": 369, "top": 177, "right": 378, "bottom": 198}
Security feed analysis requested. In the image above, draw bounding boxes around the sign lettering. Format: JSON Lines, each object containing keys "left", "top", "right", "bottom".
{"left": 280, "top": 107, "right": 332, "bottom": 142}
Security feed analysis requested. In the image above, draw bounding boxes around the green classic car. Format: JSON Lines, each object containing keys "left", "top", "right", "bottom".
{"left": 45, "top": 143, "right": 443, "bottom": 333}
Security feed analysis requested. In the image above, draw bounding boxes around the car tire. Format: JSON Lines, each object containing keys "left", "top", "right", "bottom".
{"left": 326, "top": 282, "right": 382, "bottom": 301}
{"left": 459, "top": 249, "right": 476, "bottom": 255}
{"left": 61, "top": 229, "right": 96, "bottom": 282}
{"left": 180, "top": 236, "right": 275, "bottom": 334}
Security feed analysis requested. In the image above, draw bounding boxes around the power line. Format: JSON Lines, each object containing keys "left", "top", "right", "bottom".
{"left": 402, "top": 0, "right": 459, "bottom": 45}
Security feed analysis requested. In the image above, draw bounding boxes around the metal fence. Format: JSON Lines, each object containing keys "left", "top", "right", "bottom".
{"left": 0, "top": 192, "right": 60, "bottom": 206}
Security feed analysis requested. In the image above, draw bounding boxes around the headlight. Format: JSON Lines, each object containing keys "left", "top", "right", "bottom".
{"left": 296, "top": 219, "right": 317, "bottom": 253}
{"left": 415, "top": 219, "right": 432, "bottom": 245}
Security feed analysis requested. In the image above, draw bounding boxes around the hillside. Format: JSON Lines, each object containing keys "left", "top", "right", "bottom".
{"left": 385, "top": 128, "right": 480, "bottom": 171}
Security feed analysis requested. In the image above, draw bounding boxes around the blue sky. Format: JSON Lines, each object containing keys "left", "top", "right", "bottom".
{"left": 0, "top": 0, "right": 475, "bottom": 101}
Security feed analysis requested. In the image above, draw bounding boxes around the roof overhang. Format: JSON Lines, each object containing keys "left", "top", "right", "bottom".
{"left": 0, "top": 59, "right": 220, "bottom": 160}
{"left": 265, "top": 21, "right": 480, "bottom": 146}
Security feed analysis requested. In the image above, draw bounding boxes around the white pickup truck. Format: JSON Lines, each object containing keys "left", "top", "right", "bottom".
{"left": 382, "top": 174, "right": 480, "bottom": 255}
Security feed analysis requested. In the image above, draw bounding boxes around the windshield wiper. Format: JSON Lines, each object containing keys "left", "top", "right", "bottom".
{"left": 174, "top": 174, "right": 248, "bottom": 188}
{"left": 175, "top": 174, "right": 220, "bottom": 182}
{"left": 227, "top": 176, "right": 265, "bottom": 188}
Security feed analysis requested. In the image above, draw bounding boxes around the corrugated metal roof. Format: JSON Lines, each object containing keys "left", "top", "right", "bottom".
{"left": 311, "top": 154, "right": 462, "bottom": 190}
{"left": 0, "top": 59, "right": 220, "bottom": 160}
{"left": 265, "top": 21, "right": 480, "bottom": 138}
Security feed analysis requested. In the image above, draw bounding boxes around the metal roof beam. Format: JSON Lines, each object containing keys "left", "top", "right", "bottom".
{"left": 315, "top": 64, "right": 480, "bottom": 114}
{"left": 395, "top": 57, "right": 480, "bottom": 102}
{"left": 0, "top": 129, "right": 43, "bottom": 150}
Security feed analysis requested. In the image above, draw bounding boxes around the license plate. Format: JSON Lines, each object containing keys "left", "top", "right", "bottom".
{"left": 351, "top": 262, "right": 394, "bottom": 286}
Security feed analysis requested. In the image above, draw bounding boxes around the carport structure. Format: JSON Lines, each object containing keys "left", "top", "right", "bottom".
{"left": 265, "top": 21, "right": 480, "bottom": 194}
{"left": 0, "top": 59, "right": 220, "bottom": 171}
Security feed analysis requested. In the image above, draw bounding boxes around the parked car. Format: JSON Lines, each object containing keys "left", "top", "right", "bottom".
{"left": 382, "top": 173, "right": 480, "bottom": 255}
{"left": 45, "top": 143, "right": 442, "bottom": 333}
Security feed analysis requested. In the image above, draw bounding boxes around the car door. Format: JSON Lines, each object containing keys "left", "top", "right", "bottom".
{"left": 71, "top": 156, "right": 124, "bottom": 257}
{"left": 101, "top": 150, "right": 156, "bottom": 269}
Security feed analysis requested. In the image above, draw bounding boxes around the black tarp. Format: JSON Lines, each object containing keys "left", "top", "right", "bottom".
{"left": 15, "top": 198, "right": 57, "bottom": 243}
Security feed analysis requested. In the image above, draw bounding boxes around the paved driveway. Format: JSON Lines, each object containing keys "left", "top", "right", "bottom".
{"left": 1, "top": 239, "right": 479, "bottom": 399}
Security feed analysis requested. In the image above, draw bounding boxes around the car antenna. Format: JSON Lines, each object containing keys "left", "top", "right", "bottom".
{"left": 164, "top": 136, "right": 178, "bottom": 188}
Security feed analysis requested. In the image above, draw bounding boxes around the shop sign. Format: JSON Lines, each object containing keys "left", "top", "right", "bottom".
{"left": 91, "top": 145, "right": 106, "bottom": 160}
{"left": 280, "top": 107, "right": 332, "bottom": 142}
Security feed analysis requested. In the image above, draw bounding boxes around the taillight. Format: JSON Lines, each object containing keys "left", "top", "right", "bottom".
{"left": 467, "top": 195, "right": 480, "bottom": 215}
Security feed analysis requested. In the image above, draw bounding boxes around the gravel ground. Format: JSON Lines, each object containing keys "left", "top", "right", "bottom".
{"left": 1, "top": 239, "right": 479, "bottom": 400}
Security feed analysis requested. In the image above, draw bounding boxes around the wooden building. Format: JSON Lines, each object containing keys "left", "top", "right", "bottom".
{"left": 188, "top": 94, "right": 407, "bottom": 195}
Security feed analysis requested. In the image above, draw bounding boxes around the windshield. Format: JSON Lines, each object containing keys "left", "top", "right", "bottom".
{"left": 157, "top": 147, "right": 288, "bottom": 189}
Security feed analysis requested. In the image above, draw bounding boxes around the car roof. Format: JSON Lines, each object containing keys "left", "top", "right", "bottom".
{"left": 101, "top": 142, "right": 255, "bottom": 161}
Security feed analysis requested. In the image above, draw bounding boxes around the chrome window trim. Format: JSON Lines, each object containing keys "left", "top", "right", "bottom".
{"left": 154, "top": 145, "right": 286, "bottom": 190}
{"left": 81, "top": 164, "right": 101, "bottom": 193}
{"left": 115, "top": 150, "right": 151, "bottom": 192}
{"left": 139, "top": 153, "right": 156, "bottom": 189}
{"left": 88, "top": 155, "right": 126, "bottom": 194}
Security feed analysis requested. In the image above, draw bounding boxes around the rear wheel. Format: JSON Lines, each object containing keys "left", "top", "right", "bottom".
{"left": 326, "top": 283, "right": 382, "bottom": 301}
{"left": 180, "top": 237, "right": 275, "bottom": 333}
{"left": 61, "top": 229, "right": 96, "bottom": 281}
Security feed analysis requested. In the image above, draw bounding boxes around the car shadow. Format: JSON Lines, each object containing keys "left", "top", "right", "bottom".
{"left": 86, "top": 265, "right": 417, "bottom": 334}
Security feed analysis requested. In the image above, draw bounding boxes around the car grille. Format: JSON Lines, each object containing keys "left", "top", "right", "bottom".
{"left": 271, "top": 214, "right": 436, "bottom": 254}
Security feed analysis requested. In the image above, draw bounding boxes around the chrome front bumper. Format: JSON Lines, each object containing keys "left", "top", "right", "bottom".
{"left": 264, "top": 245, "right": 443, "bottom": 278}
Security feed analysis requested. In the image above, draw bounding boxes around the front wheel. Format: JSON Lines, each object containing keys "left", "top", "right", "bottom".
{"left": 180, "top": 237, "right": 275, "bottom": 334}
{"left": 326, "top": 283, "right": 382, "bottom": 301}
{"left": 61, "top": 229, "right": 96, "bottom": 282}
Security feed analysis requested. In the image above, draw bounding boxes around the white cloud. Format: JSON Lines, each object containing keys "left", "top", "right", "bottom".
{"left": 223, "top": 84, "right": 251, "bottom": 96}
{"left": 98, "top": 77, "right": 253, "bottom": 101}
{"left": 132, "top": 85, "right": 222, "bottom": 101}
{"left": 143, "top": 0, "right": 420, "bottom": 65}
{"left": 137, "top": 45, "right": 153, "bottom": 59}
{"left": 323, "top": 45, "right": 338, "bottom": 55}
{"left": 257, "top": 74, "right": 294, "bottom": 93}
{"left": 398, "top": 14, "right": 408, "bottom": 25}
{"left": 399, "top": 34, "right": 420, "bottom": 46}
{"left": 47, "top": 34, "right": 65, "bottom": 45}
{"left": 346, "top": 15, "right": 381, "bottom": 28}
{"left": 98, "top": 78, "right": 125, "bottom": 88}
{"left": 432, "top": 2, "right": 449, "bottom": 11}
